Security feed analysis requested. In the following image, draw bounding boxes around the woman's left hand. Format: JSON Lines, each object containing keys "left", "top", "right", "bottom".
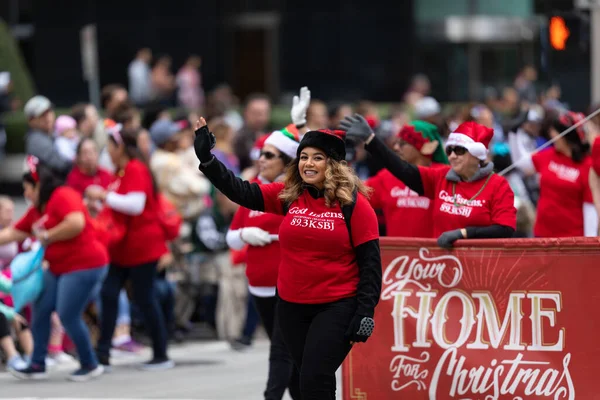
{"left": 339, "top": 114, "right": 374, "bottom": 143}
{"left": 345, "top": 314, "right": 375, "bottom": 344}
{"left": 437, "top": 229, "right": 466, "bottom": 249}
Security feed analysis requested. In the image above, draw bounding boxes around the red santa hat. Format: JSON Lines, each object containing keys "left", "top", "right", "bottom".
{"left": 445, "top": 121, "right": 494, "bottom": 161}
{"left": 250, "top": 134, "right": 270, "bottom": 161}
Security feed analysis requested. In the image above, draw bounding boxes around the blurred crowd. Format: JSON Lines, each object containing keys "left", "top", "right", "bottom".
{"left": 0, "top": 48, "right": 598, "bottom": 379}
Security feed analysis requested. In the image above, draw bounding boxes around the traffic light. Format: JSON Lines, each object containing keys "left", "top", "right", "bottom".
{"left": 549, "top": 16, "right": 570, "bottom": 50}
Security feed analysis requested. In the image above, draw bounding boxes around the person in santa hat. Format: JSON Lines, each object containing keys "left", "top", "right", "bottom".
{"left": 366, "top": 120, "right": 448, "bottom": 238}
{"left": 226, "top": 125, "right": 301, "bottom": 399}
{"left": 193, "top": 117, "right": 381, "bottom": 400}
{"left": 342, "top": 115, "right": 516, "bottom": 248}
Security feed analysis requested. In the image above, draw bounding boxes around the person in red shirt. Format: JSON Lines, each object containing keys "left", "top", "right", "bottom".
{"left": 366, "top": 120, "right": 449, "bottom": 237}
{"left": 226, "top": 126, "right": 301, "bottom": 400}
{"left": 66, "top": 138, "right": 113, "bottom": 220}
{"left": 66, "top": 138, "right": 113, "bottom": 197}
{"left": 529, "top": 111, "right": 593, "bottom": 237}
{"left": 0, "top": 157, "right": 108, "bottom": 381}
{"left": 342, "top": 115, "right": 516, "bottom": 247}
{"left": 87, "top": 124, "right": 172, "bottom": 371}
{"left": 194, "top": 118, "right": 381, "bottom": 400}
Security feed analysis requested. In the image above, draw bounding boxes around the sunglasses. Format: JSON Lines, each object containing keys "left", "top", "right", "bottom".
{"left": 445, "top": 146, "right": 468, "bottom": 156}
{"left": 260, "top": 151, "right": 281, "bottom": 160}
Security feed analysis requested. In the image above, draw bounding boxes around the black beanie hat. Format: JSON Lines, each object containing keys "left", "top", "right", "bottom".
{"left": 296, "top": 129, "right": 347, "bottom": 161}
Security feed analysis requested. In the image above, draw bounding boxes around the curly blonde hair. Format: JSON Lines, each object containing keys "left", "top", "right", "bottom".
{"left": 279, "top": 158, "right": 371, "bottom": 207}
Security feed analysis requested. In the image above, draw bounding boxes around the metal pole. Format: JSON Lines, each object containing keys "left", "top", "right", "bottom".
{"left": 592, "top": 3, "right": 600, "bottom": 104}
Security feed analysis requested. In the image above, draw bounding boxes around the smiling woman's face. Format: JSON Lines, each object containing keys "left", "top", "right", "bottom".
{"left": 298, "top": 147, "right": 327, "bottom": 189}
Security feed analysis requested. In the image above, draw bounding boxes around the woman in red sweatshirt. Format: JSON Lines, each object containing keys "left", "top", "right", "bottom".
{"left": 88, "top": 124, "right": 172, "bottom": 371}
{"left": 194, "top": 117, "right": 381, "bottom": 400}
{"left": 0, "top": 157, "right": 108, "bottom": 381}
{"left": 226, "top": 126, "right": 301, "bottom": 400}
{"left": 342, "top": 115, "right": 516, "bottom": 247}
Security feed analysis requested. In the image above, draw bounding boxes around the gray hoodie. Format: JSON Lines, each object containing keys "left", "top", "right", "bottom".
{"left": 25, "top": 129, "right": 72, "bottom": 175}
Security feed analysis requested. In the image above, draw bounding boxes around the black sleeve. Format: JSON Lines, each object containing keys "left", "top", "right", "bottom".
{"left": 364, "top": 136, "right": 425, "bottom": 196}
{"left": 199, "top": 156, "right": 265, "bottom": 212}
{"left": 354, "top": 239, "right": 382, "bottom": 318}
{"left": 466, "top": 224, "right": 515, "bottom": 239}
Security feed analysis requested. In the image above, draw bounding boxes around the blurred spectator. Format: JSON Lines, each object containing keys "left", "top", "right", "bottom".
{"left": 207, "top": 84, "right": 243, "bottom": 131}
{"left": 177, "top": 55, "right": 204, "bottom": 112}
{"left": 141, "top": 103, "right": 170, "bottom": 131}
{"left": 137, "top": 128, "right": 154, "bottom": 162}
{"left": 403, "top": 73, "right": 431, "bottom": 107}
{"left": 66, "top": 138, "right": 113, "bottom": 214}
{"left": 414, "top": 96, "right": 441, "bottom": 123}
{"left": 507, "top": 105, "right": 544, "bottom": 205}
{"left": 149, "top": 119, "right": 210, "bottom": 219}
{"left": 101, "top": 85, "right": 129, "bottom": 120}
{"left": 128, "top": 48, "right": 153, "bottom": 107}
{"left": 542, "top": 83, "right": 567, "bottom": 112}
{"left": 234, "top": 94, "right": 271, "bottom": 171}
{"left": 306, "top": 100, "right": 329, "bottom": 130}
{"left": 211, "top": 119, "right": 240, "bottom": 176}
{"left": 0, "top": 72, "right": 12, "bottom": 161}
{"left": 514, "top": 65, "right": 538, "bottom": 104}
{"left": 24, "top": 96, "right": 71, "bottom": 176}
{"left": 54, "top": 115, "right": 79, "bottom": 162}
{"left": 114, "top": 105, "right": 142, "bottom": 131}
{"left": 191, "top": 191, "right": 240, "bottom": 341}
{"left": 151, "top": 55, "right": 176, "bottom": 106}
{"left": 71, "top": 103, "right": 103, "bottom": 147}
{"left": 328, "top": 102, "right": 353, "bottom": 130}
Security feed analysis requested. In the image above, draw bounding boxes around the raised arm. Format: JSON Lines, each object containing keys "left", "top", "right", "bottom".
{"left": 340, "top": 114, "right": 425, "bottom": 195}
{"left": 194, "top": 118, "right": 266, "bottom": 212}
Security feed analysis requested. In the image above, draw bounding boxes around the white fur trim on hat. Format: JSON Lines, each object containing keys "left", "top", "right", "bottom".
{"left": 445, "top": 132, "right": 488, "bottom": 160}
{"left": 264, "top": 130, "right": 299, "bottom": 159}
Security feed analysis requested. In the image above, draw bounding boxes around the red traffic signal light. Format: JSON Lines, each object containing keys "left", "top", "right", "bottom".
{"left": 549, "top": 16, "right": 570, "bottom": 50}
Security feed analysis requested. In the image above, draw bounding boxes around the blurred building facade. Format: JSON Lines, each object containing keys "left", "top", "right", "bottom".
{"left": 1, "top": 0, "right": 592, "bottom": 109}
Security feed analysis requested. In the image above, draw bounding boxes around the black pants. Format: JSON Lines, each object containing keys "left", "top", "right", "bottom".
{"left": 277, "top": 296, "right": 356, "bottom": 400}
{"left": 97, "top": 262, "right": 168, "bottom": 360}
{"left": 0, "top": 312, "right": 10, "bottom": 338}
{"left": 253, "top": 295, "right": 301, "bottom": 400}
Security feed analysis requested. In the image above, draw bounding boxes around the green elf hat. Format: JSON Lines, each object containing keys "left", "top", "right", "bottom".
{"left": 397, "top": 120, "right": 449, "bottom": 165}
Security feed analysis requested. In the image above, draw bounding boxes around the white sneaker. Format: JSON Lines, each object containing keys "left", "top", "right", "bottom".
{"left": 48, "top": 351, "right": 76, "bottom": 364}
{"left": 6, "top": 355, "right": 28, "bottom": 371}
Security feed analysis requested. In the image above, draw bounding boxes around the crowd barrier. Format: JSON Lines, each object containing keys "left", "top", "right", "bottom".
{"left": 342, "top": 237, "right": 600, "bottom": 400}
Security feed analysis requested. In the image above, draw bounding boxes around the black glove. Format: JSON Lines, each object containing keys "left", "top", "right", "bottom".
{"left": 339, "top": 114, "right": 374, "bottom": 143}
{"left": 437, "top": 229, "right": 465, "bottom": 249}
{"left": 345, "top": 314, "right": 375, "bottom": 343}
{"left": 194, "top": 123, "right": 217, "bottom": 164}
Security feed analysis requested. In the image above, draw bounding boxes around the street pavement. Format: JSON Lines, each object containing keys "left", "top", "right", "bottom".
{"left": 0, "top": 339, "right": 344, "bottom": 399}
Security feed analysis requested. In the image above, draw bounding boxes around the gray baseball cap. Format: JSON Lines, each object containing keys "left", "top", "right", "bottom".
{"left": 149, "top": 119, "right": 181, "bottom": 146}
{"left": 24, "top": 95, "right": 53, "bottom": 119}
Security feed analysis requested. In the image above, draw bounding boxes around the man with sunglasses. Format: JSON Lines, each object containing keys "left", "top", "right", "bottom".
{"left": 365, "top": 121, "right": 448, "bottom": 238}
{"left": 342, "top": 116, "right": 516, "bottom": 248}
